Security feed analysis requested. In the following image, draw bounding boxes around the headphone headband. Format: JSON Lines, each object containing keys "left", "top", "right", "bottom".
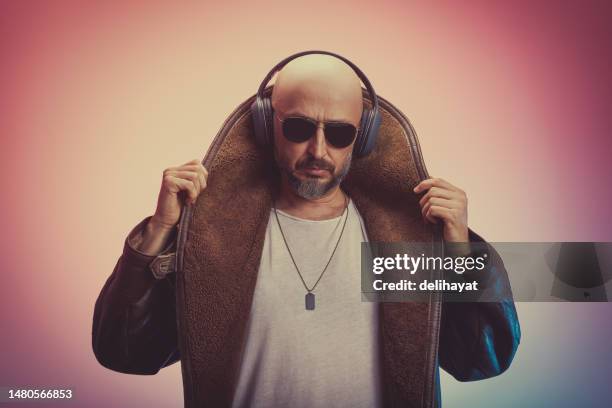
{"left": 255, "top": 50, "right": 379, "bottom": 114}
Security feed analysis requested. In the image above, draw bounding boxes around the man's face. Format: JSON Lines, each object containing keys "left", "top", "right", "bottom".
{"left": 272, "top": 85, "right": 362, "bottom": 200}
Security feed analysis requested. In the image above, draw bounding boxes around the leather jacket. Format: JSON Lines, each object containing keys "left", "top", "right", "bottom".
{"left": 92, "top": 92, "right": 520, "bottom": 407}
{"left": 92, "top": 217, "right": 520, "bottom": 407}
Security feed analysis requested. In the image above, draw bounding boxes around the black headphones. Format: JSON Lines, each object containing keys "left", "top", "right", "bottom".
{"left": 250, "top": 50, "right": 382, "bottom": 157}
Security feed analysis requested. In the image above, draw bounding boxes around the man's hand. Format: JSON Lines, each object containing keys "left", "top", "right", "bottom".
{"left": 136, "top": 159, "right": 208, "bottom": 256}
{"left": 413, "top": 178, "right": 469, "bottom": 243}
{"left": 151, "top": 158, "right": 208, "bottom": 229}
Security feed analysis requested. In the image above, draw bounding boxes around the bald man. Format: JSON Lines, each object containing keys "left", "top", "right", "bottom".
{"left": 93, "top": 54, "right": 519, "bottom": 407}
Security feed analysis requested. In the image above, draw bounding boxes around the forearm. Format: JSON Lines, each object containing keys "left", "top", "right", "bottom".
{"left": 438, "top": 230, "right": 521, "bottom": 381}
{"left": 92, "top": 218, "right": 180, "bottom": 374}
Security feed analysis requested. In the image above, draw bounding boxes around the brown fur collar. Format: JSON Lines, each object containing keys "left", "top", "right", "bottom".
{"left": 175, "top": 91, "right": 441, "bottom": 407}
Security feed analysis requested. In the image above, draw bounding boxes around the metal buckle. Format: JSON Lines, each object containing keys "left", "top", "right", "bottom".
{"left": 150, "top": 252, "right": 176, "bottom": 279}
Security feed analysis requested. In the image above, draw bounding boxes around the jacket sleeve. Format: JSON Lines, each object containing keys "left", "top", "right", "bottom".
{"left": 438, "top": 229, "right": 521, "bottom": 381}
{"left": 92, "top": 216, "right": 180, "bottom": 375}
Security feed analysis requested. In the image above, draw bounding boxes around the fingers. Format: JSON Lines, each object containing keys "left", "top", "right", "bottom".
{"left": 414, "top": 177, "right": 468, "bottom": 225}
{"left": 426, "top": 206, "right": 454, "bottom": 225}
{"left": 174, "top": 165, "right": 208, "bottom": 191}
{"left": 414, "top": 177, "right": 462, "bottom": 194}
{"left": 421, "top": 197, "right": 459, "bottom": 222}
{"left": 162, "top": 159, "right": 208, "bottom": 204}
{"left": 164, "top": 159, "right": 204, "bottom": 172}
{"left": 164, "top": 170, "right": 202, "bottom": 194}
{"left": 162, "top": 175, "right": 199, "bottom": 203}
{"left": 415, "top": 179, "right": 467, "bottom": 209}
{"left": 418, "top": 186, "right": 456, "bottom": 208}
{"left": 181, "top": 159, "right": 208, "bottom": 193}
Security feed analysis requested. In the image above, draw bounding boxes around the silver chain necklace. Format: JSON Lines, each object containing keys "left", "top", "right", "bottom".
{"left": 273, "top": 194, "right": 350, "bottom": 310}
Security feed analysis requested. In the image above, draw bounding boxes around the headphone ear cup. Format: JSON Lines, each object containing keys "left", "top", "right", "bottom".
{"left": 360, "top": 108, "right": 381, "bottom": 157}
{"left": 353, "top": 107, "right": 370, "bottom": 156}
{"left": 262, "top": 96, "right": 274, "bottom": 146}
{"left": 354, "top": 107, "right": 381, "bottom": 157}
{"left": 250, "top": 96, "right": 274, "bottom": 147}
{"left": 250, "top": 97, "right": 266, "bottom": 146}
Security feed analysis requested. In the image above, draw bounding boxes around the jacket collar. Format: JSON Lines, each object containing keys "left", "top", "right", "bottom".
{"left": 176, "top": 91, "right": 442, "bottom": 407}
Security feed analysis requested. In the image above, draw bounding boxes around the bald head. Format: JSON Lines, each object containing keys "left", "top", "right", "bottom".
{"left": 271, "top": 54, "right": 363, "bottom": 126}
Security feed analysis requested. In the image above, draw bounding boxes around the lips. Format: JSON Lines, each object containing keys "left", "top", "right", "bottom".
{"left": 296, "top": 159, "right": 334, "bottom": 177}
{"left": 303, "top": 167, "right": 329, "bottom": 175}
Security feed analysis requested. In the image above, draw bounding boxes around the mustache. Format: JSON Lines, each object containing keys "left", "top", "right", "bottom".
{"left": 296, "top": 157, "right": 335, "bottom": 172}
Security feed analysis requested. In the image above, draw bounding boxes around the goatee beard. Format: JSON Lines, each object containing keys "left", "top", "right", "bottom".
{"left": 285, "top": 153, "right": 352, "bottom": 200}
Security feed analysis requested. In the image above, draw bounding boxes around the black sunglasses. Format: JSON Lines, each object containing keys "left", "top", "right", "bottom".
{"left": 277, "top": 114, "right": 359, "bottom": 148}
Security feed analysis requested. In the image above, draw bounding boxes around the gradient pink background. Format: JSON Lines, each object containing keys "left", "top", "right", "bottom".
{"left": 1, "top": 1, "right": 611, "bottom": 407}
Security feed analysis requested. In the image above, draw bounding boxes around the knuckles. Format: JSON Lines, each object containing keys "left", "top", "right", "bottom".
{"left": 162, "top": 174, "right": 174, "bottom": 185}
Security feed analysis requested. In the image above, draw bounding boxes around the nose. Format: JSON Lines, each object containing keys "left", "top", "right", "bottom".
{"left": 307, "top": 124, "right": 327, "bottom": 159}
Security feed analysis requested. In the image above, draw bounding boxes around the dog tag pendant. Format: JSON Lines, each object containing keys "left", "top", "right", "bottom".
{"left": 305, "top": 292, "right": 315, "bottom": 310}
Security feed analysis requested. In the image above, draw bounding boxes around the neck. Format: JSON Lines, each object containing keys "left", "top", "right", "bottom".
{"left": 274, "top": 179, "right": 348, "bottom": 221}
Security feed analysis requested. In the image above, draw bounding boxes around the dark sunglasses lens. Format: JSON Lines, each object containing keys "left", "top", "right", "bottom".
{"left": 325, "top": 123, "right": 357, "bottom": 148}
{"left": 282, "top": 117, "right": 316, "bottom": 143}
